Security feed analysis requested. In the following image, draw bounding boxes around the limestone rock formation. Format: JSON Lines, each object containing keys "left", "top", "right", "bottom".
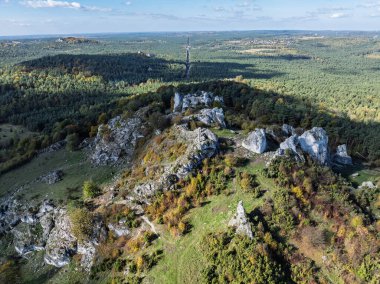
{"left": 186, "top": 108, "right": 226, "bottom": 128}
{"left": 358, "top": 181, "right": 377, "bottom": 189}
{"left": 242, "top": 129, "right": 267, "bottom": 154}
{"left": 282, "top": 124, "right": 296, "bottom": 136}
{"left": 228, "top": 201, "right": 253, "bottom": 239}
{"left": 333, "top": 144, "right": 353, "bottom": 165}
{"left": 275, "top": 135, "right": 304, "bottom": 162}
{"left": 108, "top": 223, "right": 130, "bottom": 237}
{"left": 39, "top": 170, "right": 63, "bottom": 184}
{"left": 134, "top": 127, "right": 218, "bottom": 199}
{"left": 173, "top": 91, "right": 223, "bottom": 112}
{"left": 44, "top": 209, "right": 77, "bottom": 267}
{"left": 91, "top": 115, "right": 144, "bottom": 165}
{"left": 298, "top": 127, "right": 329, "bottom": 165}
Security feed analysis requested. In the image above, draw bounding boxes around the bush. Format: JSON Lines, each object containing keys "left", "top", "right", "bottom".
{"left": 66, "top": 133, "right": 80, "bottom": 151}
{"left": 69, "top": 207, "right": 93, "bottom": 241}
{"left": 83, "top": 180, "right": 101, "bottom": 199}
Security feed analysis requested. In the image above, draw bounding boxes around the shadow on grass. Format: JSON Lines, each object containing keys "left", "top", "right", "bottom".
{"left": 18, "top": 53, "right": 286, "bottom": 82}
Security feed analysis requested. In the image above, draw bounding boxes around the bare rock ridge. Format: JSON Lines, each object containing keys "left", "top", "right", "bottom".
{"left": 228, "top": 201, "right": 253, "bottom": 239}
{"left": 91, "top": 114, "right": 144, "bottom": 165}
{"left": 241, "top": 125, "right": 351, "bottom": 166}
{"left": 189, "top": 108, "right": 226, "bottom": 128}
{"left": 134, "top": 126, "right": 219, "bottom": 199}
{"left": 174, "top": 91, "right": 226, "bottom": 128}
{"left": 173, "top": 91, "right": 223, "bottom": 112}
{"left": 1, "top": 198, "right": 105, "bottom": 271}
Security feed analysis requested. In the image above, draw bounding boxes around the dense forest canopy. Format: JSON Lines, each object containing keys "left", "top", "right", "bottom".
{"left": 0, "top": 31, "right": 379, "bottom": 174}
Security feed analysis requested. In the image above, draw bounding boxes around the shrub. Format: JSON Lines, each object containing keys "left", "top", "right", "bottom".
{"left": 66, "top": 133, "right": 80, "bottom": 151}
{"left": 83, "top": 180, "right": 101, "bottom": 199}
{"left": 69, "top": 207, "right": 93, "bottom": 241}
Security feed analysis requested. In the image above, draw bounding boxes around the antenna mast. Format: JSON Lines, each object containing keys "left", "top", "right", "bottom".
{"left": 185, "top": 37, "right": 191, "bottom": 80}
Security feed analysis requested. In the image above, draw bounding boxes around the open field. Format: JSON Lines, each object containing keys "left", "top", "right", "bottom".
{"left": 0, "top": 124, "right": 35, "bottom": 146}
{"left": 0, "top": 148, "right": 116, "bottom": 205}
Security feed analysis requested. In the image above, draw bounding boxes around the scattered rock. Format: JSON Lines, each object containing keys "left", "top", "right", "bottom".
{"left": 333, "top": 144, "right": 353, "bottom": 165}
{"left": 174, "top": 91, "right": 223, "bottom": 112}
{"left": 39, "top": 170, "right": 63, "bottom": 185}
{"left": 186, "top": 108, "right": 226, "bottom": 128}
{"left": 275, "top": 135, "right": 304, "bottom": 162}
{"left": 242, "top": 129, "right": 267, "bottom": 154}
{"left": 298, "top": 127, "right": 329, "bottom": 165}
{"left": 358, "top": 181, "right": 377, "bottom": 189}
{"left": 228, "top": 201, "right": 253, "bottom": 239}
{"left": 91, "top": 115, "right": 144, "bottom": 165}
{"left": 108, "top": 223, "right": 130, "bottom": 237}
{"left": 44, "top": 209, "right": 77, "bottom": 267}
{"left": 38, "top": 140, "right": 66, "bottom": 154}
{"left": 282, "top": 124, "right": 296, "bottom": 136}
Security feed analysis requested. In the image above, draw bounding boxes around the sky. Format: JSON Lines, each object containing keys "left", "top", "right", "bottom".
{"left": 0, "top": 0, "right": 379, "bottom": 36}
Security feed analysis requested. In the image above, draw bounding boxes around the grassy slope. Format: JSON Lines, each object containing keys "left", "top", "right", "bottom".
{"left": 143, "top": 161, "right": 277, "bottom": 284}
{"left": 0, "top": 148, "right": 115, "bottom": 206}
{"left": 0, "top": 124, "right": 35, "bottom": 145}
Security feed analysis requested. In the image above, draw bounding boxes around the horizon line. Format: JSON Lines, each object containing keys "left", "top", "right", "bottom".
{"left": 1, "top": 29, "right": 380, "bottom": 39}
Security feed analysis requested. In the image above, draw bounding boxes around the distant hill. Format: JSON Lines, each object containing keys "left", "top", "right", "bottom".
{"left": 56, "top": 37, "right": 99, "bottom": 44}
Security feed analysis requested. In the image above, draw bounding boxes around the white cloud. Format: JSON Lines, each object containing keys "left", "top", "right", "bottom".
{"left": 329, "top": 13, "right": 348, "bottom": 19}
{"left": 21, "top": 0, "right": 112, "bottom": 12}
{"left": 22, "top": 0, "right": 81, "bottom": 9}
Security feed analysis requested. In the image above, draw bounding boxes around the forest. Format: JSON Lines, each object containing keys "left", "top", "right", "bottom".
{"left": 0, "top": 31, "right": 379, "bottom": 174}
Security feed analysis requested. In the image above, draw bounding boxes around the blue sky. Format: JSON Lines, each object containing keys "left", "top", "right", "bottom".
{"left": 0, "top": 0, "right": 379, "bottom": 36}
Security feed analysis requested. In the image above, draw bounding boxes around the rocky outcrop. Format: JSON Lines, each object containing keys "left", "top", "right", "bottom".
{"left": 173, "top": 91, "right": 223, "bottom": 112}
{"left": 358, "top": 181, "right": 377, "bottom": 189}
{"left": 275, "top": 135, "right": 304, "bottom": 162}
{"left": 44, "top": 208, "right": 77, "bottom": 267}
{"left": 242, "top": 129, "right": 267, "bottom": 154}
{"left": 38, "top": 140, "right": 66, "bottom": 154}
{"left": 39, "top": 170, "right": 63, "bottom": 184}
{"left": 134, "top": 127, "right": 219, "bottom": 199}
{"left": 298, "top": 127, "right": 329, "bottom": 165}
{"left": 333, "top": 144, "right": 353, "bottom": 165}
{"left": 282, "top": 124, "right": 296, "bottom": 136}
{"left": 1, "top": 198, "right": 103, "bottom": 270}
{"left": 108, "top": 223, "right": 130, "bottom": 237}
{"left": 13, "top": 223, "right": 45, "bottom": 255}
{"left": 91, "top": 115, "right": 144, "bottom": 165}
{"left": 228, "top": 201, "right": 253, "bottom": 239}
{"left": 185, "top": 108, "right": 226, "bottom": 128}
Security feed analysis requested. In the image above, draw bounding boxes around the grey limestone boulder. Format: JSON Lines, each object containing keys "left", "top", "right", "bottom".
{"left": 333, "top": 144, "right": 353, "bottom": 165}
{"left": 39, "top": 170, "right": 63, "bottom": 185}
{"left": 92, "top": 115, "right": 144, "bottom": 165}
{"left": 173, "top": 91, "right": 224, "bottom": 112}
{"left": 242, "top": 129, "right": 267, "bottom": 154}
{"left": 298, "top": 127, "right": 329, "bottom": 165}
{"left": 228, "top": 201, "right": 253, "bottom": 239}
{"left": 191, "top": 108, "right": 226, "bottom": 128}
